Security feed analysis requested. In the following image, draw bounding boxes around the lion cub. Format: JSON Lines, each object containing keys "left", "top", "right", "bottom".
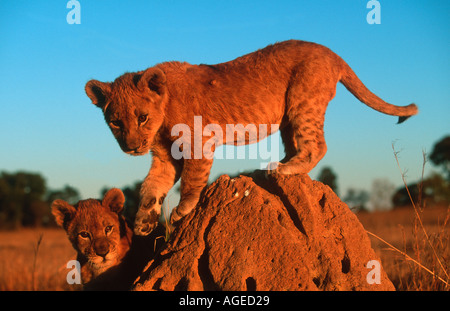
{"left": 52, "top": 188, "right": 132, "bottom": 286}
{"left": 85, "top": 39, "right": 418, "bottom": 236}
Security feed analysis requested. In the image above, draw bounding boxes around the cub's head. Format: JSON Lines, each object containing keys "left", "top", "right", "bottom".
{"left": 52, "top": 188, "right": 132, "bottom": 279}
{"left": 85, "top": 67, "right": 167, "bottom": 156}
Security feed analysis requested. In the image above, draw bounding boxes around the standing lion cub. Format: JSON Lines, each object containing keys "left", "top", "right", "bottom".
{"left": 85, "top": 40, "right": 418, "bottom": 236}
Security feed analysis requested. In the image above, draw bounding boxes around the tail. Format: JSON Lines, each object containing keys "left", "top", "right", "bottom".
{"left": 339, "top": 58, "right": 418, "bottom": 123}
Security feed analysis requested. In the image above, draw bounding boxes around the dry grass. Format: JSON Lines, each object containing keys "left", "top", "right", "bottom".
{"left": 0, "top": 228, "right": 82, "bottom": 291}
{"left": 0, "top": 205, "right": 448, "bottom": 290}
{"left": 2, "top": 206, "right": 447, "bottom": 291}
{"left": 362, "top": 145, "right": 450, "bottom": 290}
{"left": 357, "top": 203, "right": 449, "bottom": 291}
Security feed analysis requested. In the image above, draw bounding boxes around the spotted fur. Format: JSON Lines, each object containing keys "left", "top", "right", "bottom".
{"left": 85, "top": 40, "right": 418, "bottom": 235}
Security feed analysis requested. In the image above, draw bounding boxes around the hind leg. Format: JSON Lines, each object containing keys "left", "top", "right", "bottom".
{"left": 271, "top": 67, "right": 337, "bottom": 175}
{"left": 274, "top": 109, "right": 327, "bottom": 175}
{"left": 279, "top": 123, "right": 297, "bottom": 163}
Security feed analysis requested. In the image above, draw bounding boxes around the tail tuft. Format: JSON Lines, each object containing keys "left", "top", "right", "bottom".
{"left": 397, "top": 103, "right": 418, "bottom": 124}
{"left": 397, "top": 116, "right": 411, "bottom": 124}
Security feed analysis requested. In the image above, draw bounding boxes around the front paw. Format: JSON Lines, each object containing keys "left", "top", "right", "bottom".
{"left": 134, "top": 209, "right": 159, "bottom": 236}
{"left": 134, "top": 198, "right": 159, "bottom": 236}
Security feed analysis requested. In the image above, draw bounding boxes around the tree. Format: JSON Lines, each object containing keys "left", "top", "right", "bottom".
{"left": 422, "top": 172, "right": 450, "bottom": 203}
{"left": 429, "top": 135, "right": 450, "bottom": 181}
{"left": 343, "top": 188, "right": 369, "bottom": 212}
{"left": 317, "top": 166, "right": 338, "bottom": 195}
{"left": 392, "top": 172, "right": 450, "bottom": 207}
{"left": 0, "top": 171, "right": 48, "bottom": 228}
{"left": 392, "top": 183, "right": 420, "bottom": 207}
{"left": 368, "top": 178, "right": 395, "bottom": 211}
{"left": 47, "top": 185, "right": 80, "bottom": 206}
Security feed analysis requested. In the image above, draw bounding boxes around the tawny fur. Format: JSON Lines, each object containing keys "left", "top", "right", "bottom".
{"left": 85, "top": 40, "right": 418, "bottom": 236}
{"left": 52, "top": 189, "right": 132, "bottom": 285}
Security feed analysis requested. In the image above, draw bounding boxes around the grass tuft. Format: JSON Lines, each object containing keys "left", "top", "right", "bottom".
{"left": 32, "top": 233, "right": 43, "bottom": 291}
{"left": 361, "top": 145, "right": 449, "bottom": 290}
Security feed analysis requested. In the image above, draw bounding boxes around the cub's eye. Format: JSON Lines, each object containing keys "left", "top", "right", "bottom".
{"left": 78, "top": 231, "right": 90, "bottom": 239}
{"left": 110, "top": 120, "right": 122, "bottom": 128}
{"left": 138, "top": 114, "right": 148, "bottom": 125}
{"left": 105, "top": 225, "right": 113, "bottom": 235}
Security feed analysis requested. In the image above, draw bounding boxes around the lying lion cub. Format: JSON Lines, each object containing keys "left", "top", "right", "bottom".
{"left": 52, "top": 188, "right": 133, "bottom": 286}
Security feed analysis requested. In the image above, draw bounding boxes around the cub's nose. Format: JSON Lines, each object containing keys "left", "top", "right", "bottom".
{"left": 94, "top": 240, "right": 110, "bottom": 258}
{"left": 121, "top": 145, "right": 139, "bottom": 154}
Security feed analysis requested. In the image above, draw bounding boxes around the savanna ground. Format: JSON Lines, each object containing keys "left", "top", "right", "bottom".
{"left": 358, "top": 203, "right": 449, "bottom": 291}
{"left": 0, "top": 204, "right": 448, "bottom": 291}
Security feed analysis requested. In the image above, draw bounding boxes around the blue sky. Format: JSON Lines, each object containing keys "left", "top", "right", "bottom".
{"left": 0, "top": 1, "right": 449, "bottom": 202}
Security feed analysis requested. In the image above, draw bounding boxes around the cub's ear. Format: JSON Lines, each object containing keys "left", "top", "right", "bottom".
{"left": 102, "top": 188, "right": 125, "bottom": 214}
{"left": 138, "top": 68, "right": 166, "bottom": 95}
{"left": 51, "top": 200, "right": 76, "bottom": 228}
{"left": 85, "top": 80, "right": 111, "bottom": 108}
